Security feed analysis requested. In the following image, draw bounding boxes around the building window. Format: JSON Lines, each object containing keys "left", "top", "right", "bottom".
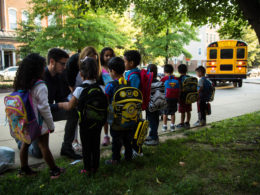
{"left": 210, "top": 34, "right": 212, "bottom": 43}
{"left": 48, "top": 13, "right": 56, "bottom": 26}
{"left": 8, "top": 9, "right": 17, "bottom": 30}
{"left": 198, "top": 48, "right": 202, "bottom": 55}
{"left": 22, "top": 11, "right": 29, "bottom": 23}
{"left": 206, "top": 33, "right": 208, "bottom": 43}
{"left": 34, "top": 15, "right": 41, "bottom": 26}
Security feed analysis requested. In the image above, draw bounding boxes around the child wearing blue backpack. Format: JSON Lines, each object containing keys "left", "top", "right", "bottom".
{"left": 194, "top": 66, "right": 213, "bottom": 127}
{"left": 161, "top": 64, "right": 180, "bottom": 132}
{"left": 8, "top": 53, "right": 64, "bottom": 178}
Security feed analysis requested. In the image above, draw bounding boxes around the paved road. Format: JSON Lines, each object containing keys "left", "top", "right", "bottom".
{"left": 1, "top": 80, "right": 260, "bottom": 167}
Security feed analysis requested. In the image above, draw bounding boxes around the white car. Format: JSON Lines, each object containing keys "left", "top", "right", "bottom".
{"left": 0, "top": 66, "right": 18, "bottom": 81}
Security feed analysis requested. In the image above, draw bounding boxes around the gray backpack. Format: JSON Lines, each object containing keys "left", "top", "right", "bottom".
{"left": 148, "top": 81, "right": 167, "bottom": 112}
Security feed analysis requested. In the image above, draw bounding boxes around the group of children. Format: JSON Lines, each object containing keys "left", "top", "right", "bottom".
{"left": 9, "top": 47, "right": 212, "bottom": 178}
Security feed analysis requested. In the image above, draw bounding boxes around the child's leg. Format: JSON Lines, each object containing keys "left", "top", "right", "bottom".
{"left": 123, "top": 130, "right": 133, "bottom": 161}
{"left": 20, "top": 142, "right": 30, "bottom": 168}
{"left": 186, "top": 111, "right": 191, "bottom": 123}
{"left": 171, "top": 114, "right": 175, "bottom": 125}
{"left": 91, "top": 128, "right": 102, "bottom": 172}
{"left": 80, "top": 128, "right": 92, "bottom": 171}
{"left": 200, "top": 101, "right": 207, "bottom": 123}
{"left": 180, "top": 113, "right": 185, "bottom": 124}
{"left": 37, "top": 134, "right": 56, "bottom": 169}
{"left": 102, "top": 122, "right": 110, "bottom": 146}
{"left": 163, "top": 115, "right": 168, "bottom": 126}
{"left": 110, "top": 129, "right": 122, "bottom": 161}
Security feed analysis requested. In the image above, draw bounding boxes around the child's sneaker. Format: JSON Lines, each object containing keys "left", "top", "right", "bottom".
{"left": 184, "top": 122, "right": 190, "bottom": 129}
{"left": 176, "top": 123, "right": 185, "bottom": 130}
{"left": 50, "top": 167, "right": 65, "bottom": 179}
{"left": 170, "top": 125, "right": 175, "bottom": 132}
{"left": 102, "top": 136, "right": 110, "bottom": 146}
{"left": 162, "top": 125, "right": 167, "bottom": 132}
{"left": 105, "top": 159, "right": 118, "bottom": 165}
{"left": 193, "top": 120, "right": 201, "bottom": 127}
{"left": 145, "top": 136, "right": 153, "bottom": 141}
{"left": 200, "top": 120, "right": 206, "bottom": 126}
{"left": 72, "top": 141, "right": 82, "bottom": 152}
{"left": 144, "top": 139, "right": 159, "bottom": 146}
{"left": 17, "top": 166, "right": 37, "bottom": 177}
{"left": 132, "top": 149, "right": 144, "bottom": 158}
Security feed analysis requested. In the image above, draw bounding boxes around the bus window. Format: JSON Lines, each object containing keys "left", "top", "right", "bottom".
{"left": 210, "top": 49, "right": 217, "bottom": 59}
{"left": 221, "top": 49, "right": 233, "bottom": 59}
{"left": 237, "top": 48, "right": 245, "bottom": 59}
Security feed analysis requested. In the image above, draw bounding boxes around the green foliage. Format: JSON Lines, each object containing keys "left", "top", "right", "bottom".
{"left": 16, "top": 0, "right": 131, "bottom": 57}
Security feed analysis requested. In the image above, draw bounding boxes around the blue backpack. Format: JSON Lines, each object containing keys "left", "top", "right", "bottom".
{"left": 164, "top": 76, "right": 180, "bottom": 100}
{"left": 201, "top": 77, "right": 215, "bottom": 102}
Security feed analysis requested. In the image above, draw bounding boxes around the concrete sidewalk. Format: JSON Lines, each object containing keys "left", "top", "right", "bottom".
{"left": 1, "top": 81, "right": 260, "bottom": 168}
{"left": 244, "top": 76, "right": 260, "bottom": 84}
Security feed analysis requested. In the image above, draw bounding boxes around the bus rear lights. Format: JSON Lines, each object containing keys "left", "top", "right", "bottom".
{"left": 237, "top": 61, "right": 246, "bottom": 65}
{"left": 239, "top": 67, "right": 242, "bottom": 70}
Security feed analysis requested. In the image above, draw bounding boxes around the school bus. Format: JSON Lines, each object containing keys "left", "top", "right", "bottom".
{"left": 206, "top": 40, "right": 248, "bottom": 87}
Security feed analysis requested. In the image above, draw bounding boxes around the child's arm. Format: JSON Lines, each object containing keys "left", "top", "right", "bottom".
{"left": 58, "top": 96, "right": 78, "bottom": 110}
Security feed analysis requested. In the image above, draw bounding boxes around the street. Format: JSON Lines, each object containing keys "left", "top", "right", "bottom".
{"left": 1, "top": 80, "right": 260, "bottom": 166}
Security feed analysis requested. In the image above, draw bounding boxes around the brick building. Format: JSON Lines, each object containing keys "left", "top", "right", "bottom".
{"left": 0, "top": 0, "right": 49, "bottom": 70}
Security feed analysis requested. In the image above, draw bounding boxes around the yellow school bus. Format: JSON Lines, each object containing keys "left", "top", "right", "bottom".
{"left": 206, "top": 40, "right": 248, "bottom": 87}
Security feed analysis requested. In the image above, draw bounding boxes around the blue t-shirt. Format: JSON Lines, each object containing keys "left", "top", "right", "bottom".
{"left": 105, "top": 79, "right": 119, "bottom": 104}
{"left": 125, "top": 68, "right": 141, "bottom": 89}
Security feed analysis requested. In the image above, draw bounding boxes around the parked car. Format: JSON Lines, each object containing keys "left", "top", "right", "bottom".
{"left": 0, "top": 66, "right": 18, "bottom": 81}
{"left": 247, "top": 69, "right": 260, "bottom": 78}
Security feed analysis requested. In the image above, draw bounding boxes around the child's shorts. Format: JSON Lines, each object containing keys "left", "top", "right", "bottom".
{"left": 178, "top": 101, "right": 192, "bottom": 113}
{"left": 162, "top": 99, "right": 178, "bottom": 115}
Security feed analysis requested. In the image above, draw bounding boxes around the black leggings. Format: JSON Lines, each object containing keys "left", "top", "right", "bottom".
{"left": 80, "top": 126, "right": 102, "bottom": 172}
{"left": 198, "top": 100, "right": 207, "bottom": 121}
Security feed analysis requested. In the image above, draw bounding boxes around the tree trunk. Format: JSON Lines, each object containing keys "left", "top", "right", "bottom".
{"left": 236, "top": 0, "right": 260, "bottom": 44}
{"left": 165, "top": 28, "right": 169, "bottom": 64}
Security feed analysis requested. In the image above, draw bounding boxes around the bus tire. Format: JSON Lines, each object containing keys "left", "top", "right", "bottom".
{"left": 233, "top": 82, "right": 238, "bottom": 88}
{"left": 238, "top": 80, "right": 243, "bottom": 87}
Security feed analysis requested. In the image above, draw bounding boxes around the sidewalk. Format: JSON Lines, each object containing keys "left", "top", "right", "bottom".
{"left": 244, "top": 76, "right": 260, "bottom": 84}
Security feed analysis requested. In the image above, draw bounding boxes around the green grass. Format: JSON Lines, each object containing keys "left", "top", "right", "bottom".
{"left": 1, "top": 112, "right": 260, "bottom": 195}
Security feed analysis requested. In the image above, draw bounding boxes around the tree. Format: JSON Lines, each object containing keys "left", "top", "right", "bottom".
{"left": 16, "top": 0, "right": 131, "bottom": 56}
{"left": 82, "top": 0, "right": 260, "bottom": 44}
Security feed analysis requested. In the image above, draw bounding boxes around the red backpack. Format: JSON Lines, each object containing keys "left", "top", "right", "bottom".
{"left": 127, "top": 69, "right": 153, "bottom": 110}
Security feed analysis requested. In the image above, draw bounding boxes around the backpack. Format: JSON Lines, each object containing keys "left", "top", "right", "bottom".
{"left": 127, "top": 69, "right": 153, "bottom": 110}
{"left": 133, "top": 119, "right": 149, "bottom": 152}
{"left": 202, "top": 77, "right": 215, "bottom": 102}
{"left": 4, "top": 81, "right": 45, "bottom": 144}
{"left": 77, "top": 83, "right": 108, "bottom": 129}
{"left": 164, "top": 76, "right": 180, "bottom": 100}
{"left": 148, "top": 81, "right": 167, "bottom": 112}
{"left": 109, "top": 77, "right": 143, "bottom": 130}
{"left": 180, "top": 75, "right": 199, "bottom": 104}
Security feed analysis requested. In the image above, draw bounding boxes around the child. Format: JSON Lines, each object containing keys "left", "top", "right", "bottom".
{"left": 123, "top": 50, "right": 142, "bottom": 156}
{"left": 145, "top": 64, "right": 161, "bottom": 146}
{"left": 176, "top": 64, "right": 192, "bottom": 129}
{"left": 100, "top": 47, "right": 116, "bottom": 146}
{"left": 14, "top": 53, "right": 64, "bottom": 179}
{"left": 161, "top": 64, "right": 179, "bottom": 132}
{"left": 104, "top": 57, "right": 133, "bottom": 164}
{"left": 59, "top": 57, "right": 106, "bottom": 175}
{"left": 124, "top": 50, "right": 141, "bottom": 89}
{"left": 194, "top": 66, "right": 209, "bottom": 127}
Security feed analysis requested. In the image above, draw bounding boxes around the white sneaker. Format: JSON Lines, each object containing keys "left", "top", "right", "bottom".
{"left": 162, "top": 125, "right": 167, "bottom": 132}
{"left": 170, "top": 125, "right": 175, "bottom": 132}
{"left": 132, "top": 149, "right": 143, "bottom": 158}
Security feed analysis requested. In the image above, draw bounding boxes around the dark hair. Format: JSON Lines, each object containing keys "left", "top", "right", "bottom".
{"left": 79, "top": 57, "right": 98, "bottom": 80}
{"left": 178, "top": 64, "right": 187, "bottom": 74}
{"left": 164, "top": 64, "right": 174, "bottom": 74}
{"left": 47, "top": 48, "right": 69, "bottom": 64}
{"left": 108, "top": 57, "right": 125, "bottom": 75}
{"left": 14, "top": 53, "right": 46, "bottom": 91}
{"left": 147, "top": 64, "right": 157, "bottom": 78}
{"left": 100, "top": 47, "right": 115, "bottom": 66}
{"left": 195, "top": 66, "right": 206, "bottom": 74}
{"left": 123, "top": 50, "right": 141, "bottom": 66}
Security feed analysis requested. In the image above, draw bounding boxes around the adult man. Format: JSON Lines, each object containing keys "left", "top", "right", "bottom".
{"left": 44, "top": 48, "right": 81, "bottom": 159}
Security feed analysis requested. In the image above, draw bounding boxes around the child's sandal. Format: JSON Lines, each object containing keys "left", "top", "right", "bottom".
{"left": 17, "top": 166, "right": 37, "bottom": 177}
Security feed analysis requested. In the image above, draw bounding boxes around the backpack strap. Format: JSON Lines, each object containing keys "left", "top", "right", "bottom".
{"left": 127, "top": 71, "right": 140, "bottom": 81}
{"left": 34, "top": 80, "right": 46, "bottom": 86}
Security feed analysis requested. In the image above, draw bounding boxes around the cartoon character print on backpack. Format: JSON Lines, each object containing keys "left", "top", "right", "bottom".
{"left": 164, "top": 76, "right": 180, "bottom": 100}
{"left": 77, "top": 83, "right": 108, "bottom": 129}
{"left": 180, "top": 76, "right": 199, "bottom": 104}
{"left": 109, "top": 78, "right": 143, "bottom": 130}
{"left": 4, "top": 81, "right": 44, "bottom": 144}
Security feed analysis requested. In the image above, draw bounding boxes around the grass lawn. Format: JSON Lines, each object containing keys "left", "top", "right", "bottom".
{"left": 1, "top": 112, "right": 260, "bottom": 195}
